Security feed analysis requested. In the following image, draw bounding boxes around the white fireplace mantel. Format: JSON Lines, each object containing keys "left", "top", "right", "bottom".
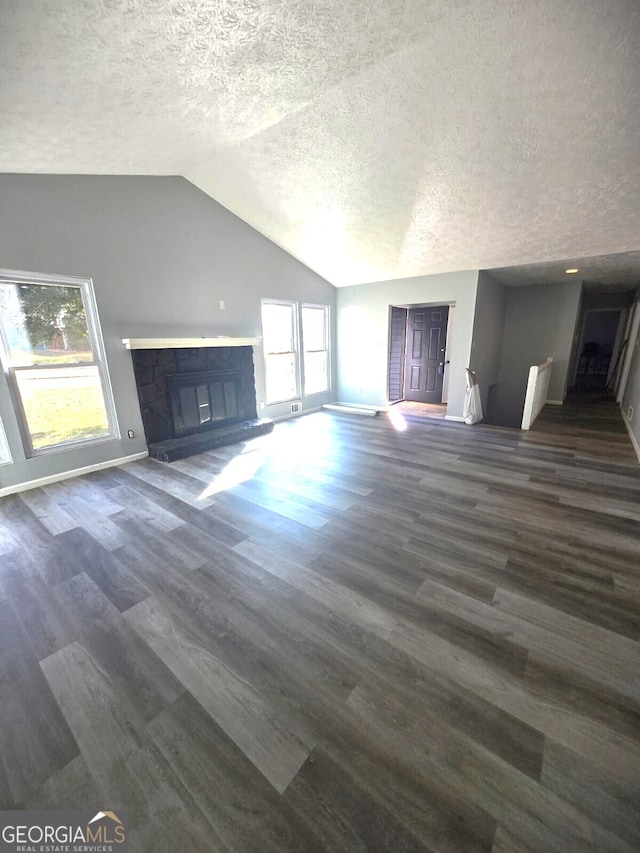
{"left": 122, "top": 336, "right": 261, "bottom": 350}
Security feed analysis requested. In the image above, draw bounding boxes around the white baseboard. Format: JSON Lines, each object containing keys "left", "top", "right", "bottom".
{"left": 621, "top": 410, "right": 640, "bottom": 465}
{"left": 546, "top": 399, "right": 564, "bottom": 406}
{"left": 272, "top": 406, "right": 322, "bottom": 422}
{"left": 322, "top": 403, "right": 382, "bottom": 417}
{"left": 445, "top": 415, "right": 465, "bottom": 422}
{"left": 328, "top": 402, "right": 386, "bottom": 411}
{"left": 0, "top": 451, "right": 149, "bottom": 497}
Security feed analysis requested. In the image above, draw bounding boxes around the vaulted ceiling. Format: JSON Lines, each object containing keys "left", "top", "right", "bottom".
{"left": 2, "top": 1, "right": 639, "bottom": 286}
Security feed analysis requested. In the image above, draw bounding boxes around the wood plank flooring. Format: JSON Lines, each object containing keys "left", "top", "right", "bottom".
{"left": 395, "top": 401, "right": 447, "bottom": 420}
{"left": 1, "top": 398, "right": 639, "bottom": 852}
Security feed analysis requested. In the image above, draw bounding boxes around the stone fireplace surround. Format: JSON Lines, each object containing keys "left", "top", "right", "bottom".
{"left": 128, "top": 340, "right": 273, "bottom": 462}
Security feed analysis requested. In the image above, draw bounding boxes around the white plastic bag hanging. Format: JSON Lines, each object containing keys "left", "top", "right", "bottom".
{"left": 463, "top": 369, "right": 483, "bottom": 425}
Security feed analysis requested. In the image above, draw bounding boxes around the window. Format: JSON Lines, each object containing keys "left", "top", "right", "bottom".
{"left": 261, "top": 300, "right": 299, "bottom": 403}
{"left": 0, "top": 271, "right": 118, "bottom": 455}
{"left": 261, "top": 299, "right": 331, "bottom": 406}
{"left": 302, "top": 304, "right": 330, "bottom": 395}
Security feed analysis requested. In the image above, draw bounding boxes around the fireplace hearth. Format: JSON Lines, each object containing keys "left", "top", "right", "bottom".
{"left": 130, "top": 345, "right": 273, "bottom": 462}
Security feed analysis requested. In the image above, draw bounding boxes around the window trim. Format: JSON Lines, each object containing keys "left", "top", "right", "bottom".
{"left": 261, "top": 298, "right": 301, "bottom": 405}
{"left": 0, "top": 268, "right": 119, "bottom": 457}
{"left": 0, "top": 415, "right": 11, "bottom": 465}
{"left": 301, "top": 302, "right": 331, "bottom": 397}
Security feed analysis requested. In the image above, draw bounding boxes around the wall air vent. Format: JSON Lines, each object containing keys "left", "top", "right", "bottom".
{"left": 291, "top": 402, "right": 301, "bottom": 414}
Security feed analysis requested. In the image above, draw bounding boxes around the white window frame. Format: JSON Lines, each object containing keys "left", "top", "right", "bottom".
{"left": 261, "top": 298, "right": 300, "bottom": 404}
{"left": 0, "top": 415, "right": 11, "bottom": 465}
{"left": 0, "top": 269, "right": 119, "bottom": 457}
{"left": 301, "top": 303, "right": 331, "bottom": 397}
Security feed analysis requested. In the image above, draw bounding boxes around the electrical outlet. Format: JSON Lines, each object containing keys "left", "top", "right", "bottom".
{"left": 127, "top": 429, "right": 135, "bottom": 438}
{"left": 628, "top": 406, "right": 634, "bottom": 422}
{"left": 219, "top": 300, "right": 226, "bottom": 310}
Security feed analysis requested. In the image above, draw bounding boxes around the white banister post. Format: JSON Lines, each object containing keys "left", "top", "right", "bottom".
{"left": 521, "top": 357, "right": 553, "bottom": 430}
{"left": 521, "top": 366, "right": 539, "bottom": 430}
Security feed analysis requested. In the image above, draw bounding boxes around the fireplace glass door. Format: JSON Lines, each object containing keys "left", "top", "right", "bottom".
{"left": 168, "top": 371, "right": 242, "bottom": 437}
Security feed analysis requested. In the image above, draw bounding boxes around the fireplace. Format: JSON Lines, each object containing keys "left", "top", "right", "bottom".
{"left": 167, "top": 369, "right": 243, "bottom": 437}
{"left": 129, "top": 342, "right": 273, "bottom": 462}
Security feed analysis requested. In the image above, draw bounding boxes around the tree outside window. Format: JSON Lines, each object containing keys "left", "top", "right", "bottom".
{"left": 0, "top": 273, "right": 117, "bottom": 454}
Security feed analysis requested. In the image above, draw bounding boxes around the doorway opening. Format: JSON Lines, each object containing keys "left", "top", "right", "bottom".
{"left": 573, "top": 309, "right": 622, "bottom": 392}
{"left": 567, "top": 287, "right": 636, "bottom": 403}
{"left": 387, "top": 303, "right": 453, "bottom": 420}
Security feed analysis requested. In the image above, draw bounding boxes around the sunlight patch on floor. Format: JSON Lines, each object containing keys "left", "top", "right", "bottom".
{"left": 198, "top": 443, "right": 268, "bottom": 499}
{"left": 388, "top": 407, "right": 408, "bottom": 432}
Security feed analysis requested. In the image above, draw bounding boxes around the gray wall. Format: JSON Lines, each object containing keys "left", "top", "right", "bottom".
{"left": 0, "top": 175, "right": 336, "bottom": 491}
{"left": 621, "top": 295, "right": 640, "bottom": 458}
{"left": 469, "top": 271, "right": 507, "bottom": 412}
{"left": 490, "top": 281, "right": 582, "bottom": 427}
{"left": 582, "top": 290, "right": 636, "bottom": 311}
{"left": 336, "top": 270, "right": 479, "bottom": 418}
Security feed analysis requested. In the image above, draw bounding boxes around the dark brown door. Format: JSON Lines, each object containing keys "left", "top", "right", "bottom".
{"left": 404, "top": 306, "right": 449, "bottom": 403}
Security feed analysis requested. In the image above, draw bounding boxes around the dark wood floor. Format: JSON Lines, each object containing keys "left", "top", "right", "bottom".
{"left": 1, "top": 398, "right": 639, "bottom": 852}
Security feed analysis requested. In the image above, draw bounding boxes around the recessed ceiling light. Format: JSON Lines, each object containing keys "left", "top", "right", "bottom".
{"left": 565, "top": 268, "right": 579, "bottom": 274}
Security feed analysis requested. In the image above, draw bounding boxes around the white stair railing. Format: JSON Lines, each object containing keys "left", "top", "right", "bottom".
{"left": 521, "top": 357, "right": 553, "bottom": 430}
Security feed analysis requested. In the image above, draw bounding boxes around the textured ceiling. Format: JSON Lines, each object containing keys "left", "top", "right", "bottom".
{"left": 487, "top": 251, "right": 640, "bottom": 289}
{"left": 2, "top": 1, "right": 640, "bottom": 286}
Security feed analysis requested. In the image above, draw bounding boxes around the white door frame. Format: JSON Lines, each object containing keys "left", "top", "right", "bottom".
{"left": 617, "top": 300, "right": 640, "bottom": 404}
